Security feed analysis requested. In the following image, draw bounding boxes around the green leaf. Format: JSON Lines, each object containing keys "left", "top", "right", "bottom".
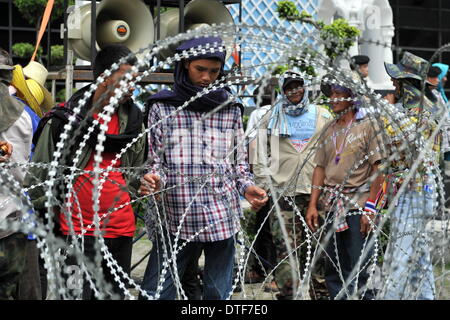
{"left": 276, "top": 1, "right": 300, "bottom": 20}
{"left": 12, "top": 42, "right": 42, "bottom": 58}
{"left": 13, "top": 0, "right": 74, "bottom": 26}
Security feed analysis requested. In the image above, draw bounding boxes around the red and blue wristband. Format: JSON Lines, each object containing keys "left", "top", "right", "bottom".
{"left": 364, "top": 199, "right": 377, "bottom": 215}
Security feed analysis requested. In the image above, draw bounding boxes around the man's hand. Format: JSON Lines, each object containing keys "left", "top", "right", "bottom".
{"left": 139, "top": 174, "right": 161, "bottom": 195}
{"left": 360, "top": 198, "right": 378, "bottom": 237}
{"left": 244, "top": 186, "right": 268, "bottom": 211}
{"left": 306, "top": 206, "right": 320, "bottom": 233}
{"left": 0, "top": 141, "right": 13, "bottom": 162}
{"left": 360, "top": 214, "right": 376, "bottom": 238}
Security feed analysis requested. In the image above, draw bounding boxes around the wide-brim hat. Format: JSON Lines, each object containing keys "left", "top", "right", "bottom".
{"left": 384, "top": 51, "right": 428, "bottom": 81}
{"left": 11, "top": 63, "right": 53, "bottom": 117}
{"left": 23, "top": 61, "right": 53, "bottom": 111}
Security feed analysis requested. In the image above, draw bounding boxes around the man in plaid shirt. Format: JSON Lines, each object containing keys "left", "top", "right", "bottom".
{"left": 138, "top": 37, "right": 268, "bottom": 300}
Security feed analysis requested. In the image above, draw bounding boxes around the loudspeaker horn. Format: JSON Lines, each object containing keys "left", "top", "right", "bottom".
{"left": 67, "top": 0, "right": 154, "bottom": 61}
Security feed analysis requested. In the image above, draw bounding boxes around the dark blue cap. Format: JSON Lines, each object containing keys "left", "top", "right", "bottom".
{"left": 176, "top": 36, "right": 226, "bottom": 64}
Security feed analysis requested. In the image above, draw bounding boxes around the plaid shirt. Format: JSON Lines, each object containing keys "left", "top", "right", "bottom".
{"left": 147, "top": 102, "right": 255, "bottom": 242}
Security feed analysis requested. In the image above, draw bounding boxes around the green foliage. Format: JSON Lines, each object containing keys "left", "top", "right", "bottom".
{"left": 377, "top": 213, "right": 391, "bottom": 264}
{"left": 158, "top": 7, "right": 174, "bottom": 14}
{"left": 243, "top": 114, "right": 249, "bottom": 131}
{"left": 320, "top": 18, "right": 361, "bottom": 61}
{"left": 48, "top": 45, "right": 77, "bottom": 65}
{"left": 55, "top": 87, "right": 77, "bottom": 103}
{"left": 55, "top": 89, "right": 66, "bottom": 103}
{"left": 272, "top": 61, "right": 316, "bottom": 79}
{"left": 51, "top": 45, "right": 64, "bottom": 60}
{"left": 276, "top": 1, "right": 361, "bottom": 63}
{"left": 132, "top": 198, "right": 147, "bottom": 237}
{"left": 12, "top": 42, "right": 42, "bottom": 58}
{"left": 241, "top": 208, "right": 257, "bottom": 243}
{"left": 272, "top": 48, "right": 318, "bottom": 92}
{"left": 276, "top": 1, "right": 300, "bottom": 20}
{"left": 288, "top": 49, "right": 318, "bottom": 77}
{"left": 272, "top": 64, "right": 289, "bottom": 76}
{"left": 50, "top": 45, "right": 64, "bottom": 64}
{"left": 13, "top": 0, "right": 74, "bottom": 26}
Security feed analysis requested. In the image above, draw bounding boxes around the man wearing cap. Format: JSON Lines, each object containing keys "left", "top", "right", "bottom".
{"left": 306, "top": 71, "right": 386, "bottom": 300}
{"left": 139, "top": 37, "right": 267, "bottom": 300}
{"left": 380, "top": 52, "right": 439, "bottom": 300}
{"left": 253, "top": 70, "right": 332, "bottom": 299}
{"left": 350, "top": 55, "right": 375, "bottom": 89}
{"left": 0, "top": 48, "right": 34, "bottom": 299}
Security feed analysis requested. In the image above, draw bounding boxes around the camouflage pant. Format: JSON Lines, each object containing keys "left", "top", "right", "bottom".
{"left": 0, "top": 233, "right": 26, "bottom": 300}
{"left": 271, "top": 195, "right": 329, "bottom": 299}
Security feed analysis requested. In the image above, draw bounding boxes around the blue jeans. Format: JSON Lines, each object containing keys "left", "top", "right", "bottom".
{"left": 139, "top": 231, "right": 235, "bottom": 300}
{"left": 324, "top": 213, "right": 375, "bottom": 300}
{"left": 381, "top": 191, "right": 436, "bottom": 300}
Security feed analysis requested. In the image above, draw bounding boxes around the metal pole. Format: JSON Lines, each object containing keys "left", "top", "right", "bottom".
{"left": 47, "top": 13, "right": 51, "bottom": 69}
{"left": 238, "top": 0, "right": 242, "bottom": 70}
{"left": 178, "top": 0, "right": 185, "bottom": 34}
{"left": 156, "top": 0, "right": 161, "bottom": 41}
{"left": 51, "top": 79, "right": 56, "bottom": 102}
{"left": 438, "top": 0, "right": 442, "bottom": 62}
{"left": 90, "top": 0, "right": 97, "bottom": 64}
{"left": 63, "top": 0, "right": 68, "bottom": 70}
{"left": 395, "top": 0, "right": 400, "bottom": 62}
{"left": 66, "top": 49, "right": 74, "bottom": 101}
{"left": 8, "top": 0, "right": 12, "bottom": 54}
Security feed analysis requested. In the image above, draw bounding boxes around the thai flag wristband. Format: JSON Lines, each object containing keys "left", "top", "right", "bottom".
{"left": 364, "top": 199, "right": 377, "bottom": 215}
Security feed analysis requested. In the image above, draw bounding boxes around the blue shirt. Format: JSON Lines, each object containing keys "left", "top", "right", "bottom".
{"left": 285, "top": 105, "right": 317, "bottom": 152}
{"left": 14, "top": 97, "right": 41, "bottom": 240}
{"left": 23, "top": 105, "right": 40, "bottom": 158}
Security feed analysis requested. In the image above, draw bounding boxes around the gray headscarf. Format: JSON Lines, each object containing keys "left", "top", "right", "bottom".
{"left": 267, "top": 70, "right": 311, "bottom": 137}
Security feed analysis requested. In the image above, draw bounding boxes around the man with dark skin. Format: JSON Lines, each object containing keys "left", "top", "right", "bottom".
{"left": 139, "top": 37, "right": 267, "bottom": 300}
{"left": 252, "top": 70, "right": 332, "bottom": 299}
{"left": 306, "top": 77, "right": 384, "bottom": 300}
{"left": 26, "top": 44, "right": 146, "bottom": 300}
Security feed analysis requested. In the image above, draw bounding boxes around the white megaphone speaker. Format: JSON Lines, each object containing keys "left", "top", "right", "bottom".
{"left": 66, "top": 0, "right": 154, "bottom": 61}
{"left": 157, "top": 0, "right": 235, "bottom": 60}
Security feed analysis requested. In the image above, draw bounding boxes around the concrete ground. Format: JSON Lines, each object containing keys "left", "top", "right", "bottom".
{"left": 129, "top": 238, "right": 276, "bottom": 300}
{"left": 128, "top": 218, "right": 450, "bottom": 300}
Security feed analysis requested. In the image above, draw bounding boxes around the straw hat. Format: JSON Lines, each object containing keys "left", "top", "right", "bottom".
{"left": 11, "top": 61, "right": 54, "bottom": 117}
